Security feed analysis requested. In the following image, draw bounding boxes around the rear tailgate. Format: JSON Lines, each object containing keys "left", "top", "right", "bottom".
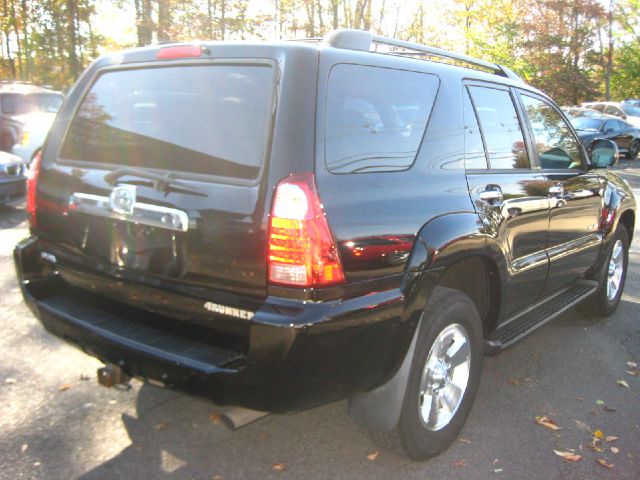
{"left": 34, "top": 46, "right": 317, "bottom": 313}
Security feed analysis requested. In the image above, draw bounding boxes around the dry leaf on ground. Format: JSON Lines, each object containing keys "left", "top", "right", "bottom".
{"left": 554, "top": 450, "right": 582, "bottom": 462}
{"left": 617, "top": 380, "right": 630, "bottom": 388}
{"left": 627, "top": 361, "right": 638, "bottom": 369}
{"left": 594, "top": 429, "right": 604, "bottom": 439}
{"left": 535, "top": 415, "right": 561, "bottom": 431}
{"left": 366, "top": 452, "right": 380, "bottom": 461}
{"left": 5, "top": 378, "right": 17, "bottom": 384}
{"left": 272, "top": 463, "right": 286, "bottom": 472}
{"left": 597, "top": 458, "right": 614, "bottom": 469}
{"left": 154, "top": 421, "right": 168, "bottom": 431}
{"left": 209, "top": 413, "right": 221, "bottom": 425}
{"left": 611, "top": 447, "right": 619, "bottom": 454}
{"left": 605, "top": 435, "right": 618, "bottom": 442}
{"left": 58, "top": 384, "right": 72, "bottom": 392}
{"left": 453, "top": 459, "right": 466, "bottom": 467}
{"left": 21, "top": 444, "right": 28, "bottom": 453}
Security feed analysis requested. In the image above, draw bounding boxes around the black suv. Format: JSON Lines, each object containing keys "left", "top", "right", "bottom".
{"left": 14, "top": 30, "right": 636, "bottom": 460}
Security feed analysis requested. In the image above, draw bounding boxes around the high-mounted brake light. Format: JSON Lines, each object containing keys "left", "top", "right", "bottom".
{"left": 156, "top": 45, "right": 203, "bottom": 60}
{"left": 27, "top": 150, "right": 42, "bottom": 229}
{"left": 268, "top": 173, "right": 345, "bottom": 288}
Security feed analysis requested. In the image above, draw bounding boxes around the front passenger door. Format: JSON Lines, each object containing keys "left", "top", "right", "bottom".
{"left": 519, "top": 93, "right": 603, "bottom": 296}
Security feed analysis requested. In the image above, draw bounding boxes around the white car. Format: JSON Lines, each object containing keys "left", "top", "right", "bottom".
{"left": 11, "top": 112, "right": 57, "bottom": 163}
{"left": 582, "top": 101, "right": 640, "bottom": 128}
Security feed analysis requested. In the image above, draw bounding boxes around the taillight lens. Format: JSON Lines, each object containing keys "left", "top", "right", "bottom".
{"left": 268, "top": 173, "right": 345, "bottom": 287}
{"left": 156, "top": 45, "right": 202, "bottom": 60}
{"left": 27, "top": 150, "right": 42, "bottom": 229}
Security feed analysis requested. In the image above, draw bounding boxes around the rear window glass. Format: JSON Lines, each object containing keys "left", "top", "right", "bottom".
{"left": 325, "top": 64, "right": 438, "bottom": 173}
{"left": 1, "top": 93, "right": 63, "bottom": 115}
{"left": 61, "top": 65, "right": 274, "bottom": 179}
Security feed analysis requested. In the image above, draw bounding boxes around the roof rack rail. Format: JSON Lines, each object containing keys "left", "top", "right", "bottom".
{"left": 323, "top": 29, "right": 523, "bottom": 83}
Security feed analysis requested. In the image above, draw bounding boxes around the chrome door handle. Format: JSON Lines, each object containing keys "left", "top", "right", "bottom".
{"left": 548, "top": 184, "right": 564, "bottom": 196}
{"left": 479, "top": 187, "right": 503, "bottom": 202}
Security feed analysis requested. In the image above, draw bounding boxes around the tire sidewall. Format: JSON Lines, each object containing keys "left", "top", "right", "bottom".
{"left": 398, "top": 288, "right": 484, "bottom": 460}
{"left": 593, "top": 227, "right": 630, "bottom": 316}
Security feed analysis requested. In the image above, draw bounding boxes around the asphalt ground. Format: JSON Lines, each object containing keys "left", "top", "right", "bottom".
{"left": 1, "top": 161, "right": 639, "bottom": 480}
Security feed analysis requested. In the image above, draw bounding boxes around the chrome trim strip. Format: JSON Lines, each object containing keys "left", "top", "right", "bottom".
{"left": 69, "top": 192, "right": 190, "bottom": 232}
{"left": 547, "top": 233, "right": 602, "bottom": 263}
{"left": 512, "top": 250, "right": 548, "bottom": 273}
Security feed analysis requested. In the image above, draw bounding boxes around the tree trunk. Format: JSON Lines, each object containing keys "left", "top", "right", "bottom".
{"left": 157, "top": 0, "right": 171, "bottom": 41}
{"left": 10, "top": 0, "right": 22, "bottom": 79}
{"left": 20, "top": 0, "right": 30, "bottom": 80}
{"left": 66, "top": 0, "right": 80, "bottom": 79}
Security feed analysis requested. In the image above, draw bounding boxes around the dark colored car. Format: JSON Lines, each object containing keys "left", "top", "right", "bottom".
{"left": 14, "top": 30, "right": 636, "bottom": 460}
{"left": 571, "top": 116, "right": 640, "bottom": 159}
{"left": 0, "top": 151, "right": 28, "bottom": 206}
{"left": 0, "top": 82, "right": 63, "bottom": 153}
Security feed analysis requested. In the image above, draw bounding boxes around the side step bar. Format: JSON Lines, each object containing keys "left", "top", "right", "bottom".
{"left": 484, "top": 280, "right": 598, "bottom": 354}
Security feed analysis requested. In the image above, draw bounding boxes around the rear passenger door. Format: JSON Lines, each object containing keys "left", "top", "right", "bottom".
{"left": 518, "top": 92, "right": 603, "bottom": 296}
{"left": 463, "top": 84, "right": 550, "bottom": 319}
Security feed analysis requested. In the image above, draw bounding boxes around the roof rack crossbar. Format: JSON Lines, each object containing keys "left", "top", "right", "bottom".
{"left": 324, "top": 29, "right": 523, "bottom": 82}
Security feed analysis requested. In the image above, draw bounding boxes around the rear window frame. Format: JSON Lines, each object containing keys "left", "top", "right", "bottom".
{"left": 56, "top": 58, "right": 279, "bottom": 187}
{"left": 323, "top": 62, "right": 440, "bottom": 175}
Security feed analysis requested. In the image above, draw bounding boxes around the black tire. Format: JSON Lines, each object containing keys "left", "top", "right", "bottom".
{"left": 577, "top": 226, "right": 629, "bottom": 318}
{"left": 626, "top": 140, "right": 640, "bottom": 160}
{"left": 372, "top": 287, "right": 484, "bottom": 460}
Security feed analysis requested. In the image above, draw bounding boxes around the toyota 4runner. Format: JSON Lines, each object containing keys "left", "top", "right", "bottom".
{"left": 14, "top": 29, "right": 636, "bottom": 460}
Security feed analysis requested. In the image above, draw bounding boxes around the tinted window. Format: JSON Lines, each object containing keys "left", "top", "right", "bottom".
{"left": 463, "top": 88, "right": 487, "bottom": 169}
{"left": 1, "top": 93, "right": 63, "bottom": 115}
{"left": 571, "top": 117, "right": 604, "bottom": 132}
{"left": 622, "top": 105, "right": 640, "bottom": 116}
{"left": 468, "top": 86, "right": 529, "bottom": 169}
{"left": 61, "top": 65, "right": 273, "bottom": 179}
{"left": 591, "top": 104, "right": 605, "bottom": 112}
{"left": 605, "top": 105, "right": 624, "bottom": 117}
{"left": 325, "top": 64, "right": 438, "bottom": 173}
{"left": 604, "top": 120, "right": 619, "bottom": 133}
{"left": 521, "top": 95, "right": 585, "bottom": 170}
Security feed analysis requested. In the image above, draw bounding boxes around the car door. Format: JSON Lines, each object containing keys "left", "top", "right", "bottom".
{"left": 519, "top": 92, "right": 603, "bottom": 297}
{"left": 463, "top": 84, "right": 550, "bottom": 319}
{"left": 615, "top": 120, "right": 634, "bottom": 151}
{"left": 602, "top": 119, "right": 625, "bottom": 150}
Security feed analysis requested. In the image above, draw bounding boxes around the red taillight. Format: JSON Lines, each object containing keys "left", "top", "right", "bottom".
{"left": 156, "top": 45, "right": 202, "bottom": 60}
{"left": 26, "top": 150, "right": 42, "bottom": 229}
{"left": 268, "top": 173, "right": 345, "bottom": 288}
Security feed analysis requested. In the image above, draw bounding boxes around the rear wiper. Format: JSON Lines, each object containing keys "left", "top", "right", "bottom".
{"left": 104, "top": 167, "right": 206, "bottom": 197}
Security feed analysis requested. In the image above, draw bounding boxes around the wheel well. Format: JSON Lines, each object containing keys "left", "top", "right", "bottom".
{"left": 437, "top": 256, "right": 500, "bottom": 334}
{"left": 619, "top": 210, "right": 635, "bottom": 243}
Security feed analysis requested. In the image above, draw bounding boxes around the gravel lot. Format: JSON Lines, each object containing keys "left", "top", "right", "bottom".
{"left": 1, "top": 162, "right": 639, "bottom": 480}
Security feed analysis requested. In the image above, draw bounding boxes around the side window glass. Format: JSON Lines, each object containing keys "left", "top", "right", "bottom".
{"left": 604, "top": 120, "right": 617, "bottom": 133}
{"left": 463, "top": 87, "right": 488, "bottom": 169}
{"left": 593, "top": 104, "right": 605, "bottom": 112}
{"left": 468, "top": 86, "right": 529, "bottom": 169}
{"left": 521, "top": 95, "right": 586, "bottom": 170}
{"left": 325, "top": 64, "right": 439, "bottom": 174}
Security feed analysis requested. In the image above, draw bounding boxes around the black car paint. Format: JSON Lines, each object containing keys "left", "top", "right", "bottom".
{"left": 14, "top": 41, "right": 636, "bottom": 416}
{"left": 574, "top": 118, "right": 640, "bottom": 155}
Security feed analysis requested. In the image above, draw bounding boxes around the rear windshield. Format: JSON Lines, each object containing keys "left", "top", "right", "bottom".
{"left": 61, "top": 64, "right": 274, "bottom": 179}
{"left": 1, "top": 93, "right": 63, "bottom": 115}
{"left": 325, "top": 64, "right": 439, "bottom": 173}
{"left": 571, "top": 117, "right": 604, "bottom": 132}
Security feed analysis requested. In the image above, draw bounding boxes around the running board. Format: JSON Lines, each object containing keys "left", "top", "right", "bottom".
{"left": 484, "top": 280, "right": 598, "bottom": 354}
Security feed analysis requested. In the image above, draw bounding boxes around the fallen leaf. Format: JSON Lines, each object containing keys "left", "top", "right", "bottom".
{"left": 536, "top": 415, "right": 561, "bottom": 431}
{"left": 604, "top": 405, "right": 617, "bottom": 412}
{"left": 626, "top": 370, "right": 639, "bottom": 377}
{"left": 459, "top": 437, "right": 472, "bottom": 444}
{"left": 108, "top": 399, "right": 117, "bottom": 405}
{"left": 617, "top": 380, "right": 630, "bottom": 388}
{"left": 5, "top": 378, "right": 17, "bottom": 384}
{"left": 508, "top": 379, "right": 520, "bottom": 386}
{"left": 597, "top": 458, "right": 614, "bottom": 469}
{"left": 576, "top": 396, "right": 584, "bottom": 401}
{"left": 554, "top": 450, "right": 582, "bottom": 462}
{"left": 209, "top": 413, "right": 221, "bottom": 425}
{"left": 493, "top": 468, "right": 503, "bottom": 473}
{"left": 594, "top": 429, "right": 604, "bottom": 439}
{"left": 212, "top": 475, "right": 223, "bottom": 480}
{"left": 611, "top": 447, "right": 619, "bottom": 454}
{"left": 21, "top": 444, "right": 28, "bottom": 453}
{"left": 627, "top": 361, "right": 638, "bottom": 369}
{"left": 574, "top": 420, "right": 590, "bottom": 432}
{"left": 605, "top": 436, "right": 618, "bottom": 442}
{"left": 453, "top": 459, "right": 466, "bottom": 467}
{"left": 588, "top": 439, "right": 603, "bottom": 452}
{"left": 596, "top": 399, "right": 605, "bottom": 406}
{"left": 366, "top": 452, "right": 380, "bottom": 461}
{"left": 272, "top": 463, "right": 286, "bottom": 472}
{"left": 154, "top": 421, "right": 168, "bottom": 431}
{"left": 59, "top": 384, "right": 72, "bottom": 392}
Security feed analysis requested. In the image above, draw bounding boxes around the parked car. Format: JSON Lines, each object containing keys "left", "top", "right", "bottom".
{"left": 571, "top": 116, "right": 640, "bottom": 159}
{"left": 0, "top": 82, "right": 63, "bottom": 154}
{"left": 14, "top": 29, "right": 635, "bottom": 460}
{"left": 623, "top": 98, "right": 640, "bottom": 107}
{"left": 11, "top": 112, "right": 58, "bottom": 163}
{"left": 0, "top": 150, "right": 27, "bottom": 206}
{"left": 582, "top": 101, "right": 640, "bottom": 128}
{"left": 561, "top": 106, "right": 602, "bottom": 118}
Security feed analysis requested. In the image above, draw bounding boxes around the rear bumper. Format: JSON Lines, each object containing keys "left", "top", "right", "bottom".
{"left": 0, "top": 176, "right": 26, "bottom": 205}
{"left": 15, "top": 236, "right": 415, "bottom": 413}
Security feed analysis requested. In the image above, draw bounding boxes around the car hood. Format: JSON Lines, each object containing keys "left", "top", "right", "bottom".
{"left": 12, "top": 112, "right": 57, "bottom": 131}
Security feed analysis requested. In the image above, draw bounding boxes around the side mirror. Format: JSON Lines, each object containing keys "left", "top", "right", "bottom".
{"left": 590, "top": 139, "right": 618, "bottom": 168}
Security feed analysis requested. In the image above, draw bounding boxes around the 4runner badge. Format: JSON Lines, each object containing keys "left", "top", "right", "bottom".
{"left": 109, "top": 185, "right": 136, "bottom": 216}
{"left": 204, "top": 301, "right": 255, "bottom": 320}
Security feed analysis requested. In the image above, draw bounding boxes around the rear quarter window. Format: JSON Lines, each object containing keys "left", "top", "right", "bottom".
{"left": 60, "top": 64, "right": 274, "bottom": 179}
{"left": 325, "top": 64, "right": 439, "bottom": 174}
